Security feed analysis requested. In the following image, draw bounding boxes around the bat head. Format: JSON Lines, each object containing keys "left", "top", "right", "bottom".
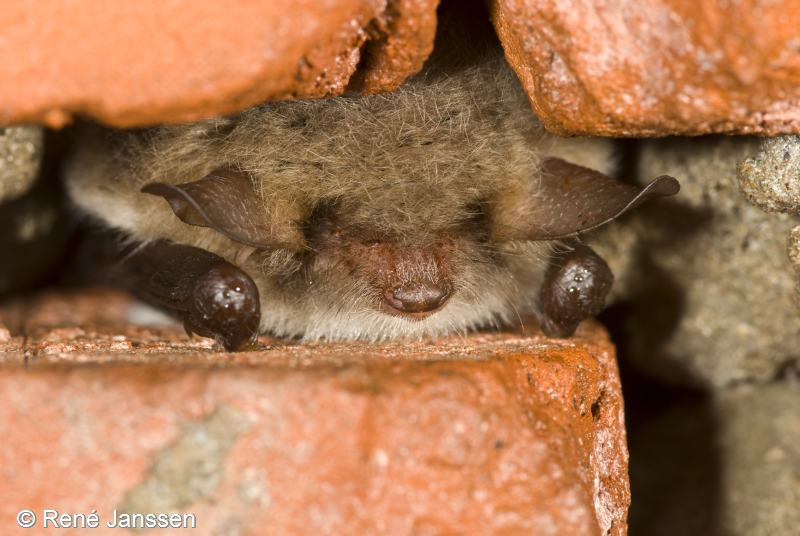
{"left": 142, "top": 157, "right": 678, "bottom": 338}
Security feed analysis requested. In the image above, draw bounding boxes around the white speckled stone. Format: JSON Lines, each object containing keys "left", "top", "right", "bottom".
{"left": 0, "top": 125, "right": 43, "bottom": 203}
{"left": 591, "top": 137, "right": 800, "bottom": 387}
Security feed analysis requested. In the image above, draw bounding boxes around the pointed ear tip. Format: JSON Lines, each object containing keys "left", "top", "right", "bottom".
{"left": 650, "top": 175, "right": 681, "bottom": 196}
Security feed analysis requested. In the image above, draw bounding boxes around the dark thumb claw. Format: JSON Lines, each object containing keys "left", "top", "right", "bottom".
{"left": 187, "top": 264, "right": 261, "bottom": 351}
{"left": 538, "top": 242, "right": 613, "bottom": 338}
{"left": 114, "top": 239, "right": 261, "bottom": 352}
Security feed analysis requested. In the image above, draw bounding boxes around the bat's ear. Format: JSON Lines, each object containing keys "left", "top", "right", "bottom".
{"left": 493, "top": 157, "right": 680, "bottom": 241}
{"left": 142, "top": 168, "right": 299, "bottom": 250}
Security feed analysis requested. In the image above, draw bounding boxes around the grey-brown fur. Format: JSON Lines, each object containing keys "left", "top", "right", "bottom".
{"left": 66, "top": 54, "right": 615, "bottom": 341}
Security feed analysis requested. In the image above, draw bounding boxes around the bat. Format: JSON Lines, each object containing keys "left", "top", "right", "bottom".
{"left": 65, "top": 52, "right": 678, "bottom": 350}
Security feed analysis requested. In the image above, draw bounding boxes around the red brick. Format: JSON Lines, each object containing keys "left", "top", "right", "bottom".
{"left": 4, "top": 1, "right": 798, "bottom": 136}
{"left": 0, "top": 1, "right": 438, "bottom": 128}
{"left": 490, "top": 0, "right": 800, "bottom": 136}
{"left": 0, "top": 288, "right": 629, "bottom": 534}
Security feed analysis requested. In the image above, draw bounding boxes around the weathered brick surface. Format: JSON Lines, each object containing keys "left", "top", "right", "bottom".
{"left": 2, "top": 0, "right": 798, "bottom": 135}
{"left": 490, "top": 0, "right": 800, "bottom": 136}
{"left": 0, "top": 0, "right": 438, "bottom": 128}
{"left": 0, "top": 288, "right": 629, "bottom": 535}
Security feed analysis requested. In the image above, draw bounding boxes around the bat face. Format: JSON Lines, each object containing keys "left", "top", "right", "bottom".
{"left": 263, "top": 203, "right": 553, "bottom": 340}
{"left": 66, "top": 56, "right": 679, "bottom": 343}
{"left": 144, "top": 164, "right": 558, "bottom": 341}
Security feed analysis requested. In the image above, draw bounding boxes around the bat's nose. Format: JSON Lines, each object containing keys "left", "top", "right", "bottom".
{"left": 384, "top": 282, "right": 450, "bottom": 317}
